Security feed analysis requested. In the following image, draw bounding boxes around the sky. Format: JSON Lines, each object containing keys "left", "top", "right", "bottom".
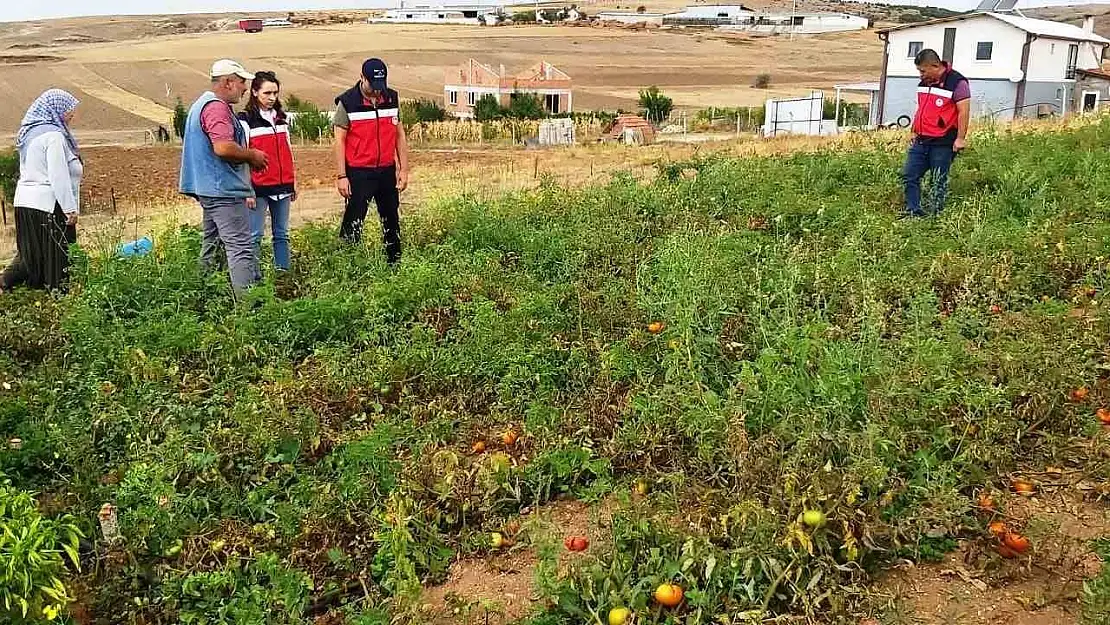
{"left": 1, "top": 0, "right": 1107, "bottom": 21}
{"left": 0, "top": 0, "right": 496, "bottom": 23}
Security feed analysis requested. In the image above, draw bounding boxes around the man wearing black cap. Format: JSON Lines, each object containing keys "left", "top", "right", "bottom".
{"left": 333, "top": 58, "right": 410, "bottom": 264}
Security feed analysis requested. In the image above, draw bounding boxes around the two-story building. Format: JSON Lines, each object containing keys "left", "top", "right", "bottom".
{"left": 877, "top": 12, "right": 1110, "bottom": 124}
{"left": 444, "top": 59, "right": 572, "bottom": 118}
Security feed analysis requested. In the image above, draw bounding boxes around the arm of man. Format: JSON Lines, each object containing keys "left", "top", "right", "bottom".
{"left": 333, "top": 102, "right": 351, "bottom": 199}
{"left": 202, "top": 102, "right": 266, "bottom": 169}
{"left": 953, "top": 80, "right": 971, "bottom": 151}
{"left": 395, "top": 118, "right": 410, "bottom": 192}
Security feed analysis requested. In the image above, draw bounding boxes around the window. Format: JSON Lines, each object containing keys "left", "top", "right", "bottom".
{"left": 544, "top": 93, "right": 561, "bottom": 114}
{"left": 907, "top": 41, "right": 923, "bottom": 58}
{"left": 717, "top": 12, "right": 729, "bottom": 17}
{"left": 467, "top": 91, "right": 476, "bottom": 106}
{"left": 448, "top": 90, "right": 458, "bottom": 105}
{"left": 976, "top": 41, "right": 993, "bottom": 60}
{"left": 1066, "top": 43, "right": 1079, "bottom": 79}
{"left": 1056, "top": 87, "right": 1064, "bottom": 99}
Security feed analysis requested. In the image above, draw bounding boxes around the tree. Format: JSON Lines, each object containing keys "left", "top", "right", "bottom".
{"left": 172, "top": 98, "right": 188, "bottom": 139}
{"left": 474, "top": 94, "right": 504, "bottom": 121}
{"left": 638, "top": 86, "right": 673, "bottom": 124}
{"left": 507, "top": 92, "right": 546, "bottom": 119}
{"left": 400, "top": 99, "right": 447, "bottom": 126}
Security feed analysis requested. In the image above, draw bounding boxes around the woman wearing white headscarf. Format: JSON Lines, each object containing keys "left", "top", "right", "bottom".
{"left": 0, "top": 89, "right": 82, "bottom": 293}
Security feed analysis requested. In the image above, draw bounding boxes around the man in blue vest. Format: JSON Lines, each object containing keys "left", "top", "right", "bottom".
{"left": 904, "top": 49, "right": 971, "bottom": 217}
{"left": 179, "top": 59, "right": 269, "bottom": 294}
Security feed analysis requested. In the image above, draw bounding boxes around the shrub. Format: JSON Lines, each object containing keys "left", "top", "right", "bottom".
{"left": 507, "top": 92, "right": 547, "bottom": 119}
{"left": 0, "top": 150, "right": 17, "bottom": 204}
{"left": 400, "top": 99, "right": 447, "bottom": 126}
{"left": 511, "top": 10, "right": 537, "bottom": 22}
{"left": 638, "top": 85, "right": 673, "bottom": 123}
{"left": 0, "top": 480, "right": 82, "bottom": 623}
{"left": 286, "top": 97, "right": 333, "bottom": 143}
{"left": 172, "top": 98, "right": 188, "bottom": 139}
{"left": 474, "top": 93, "right": 504, "bottom": 121}
{"left": 753, "top": 72, "right": 772, "bottom": 89}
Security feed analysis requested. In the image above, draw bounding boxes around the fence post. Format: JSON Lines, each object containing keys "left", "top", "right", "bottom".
{"left": 533, "top": 156, "right": 539, "bottom": 179}
{"left": 111, "top": 188, "right": 117, "bottom": 215}
{"left": 1, "top": 191, "right": 7, "bottom": 225}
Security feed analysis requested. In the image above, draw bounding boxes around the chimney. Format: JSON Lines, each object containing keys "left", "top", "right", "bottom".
{"left": 1083, "top": 15, "right": 1095, "bottom": 34}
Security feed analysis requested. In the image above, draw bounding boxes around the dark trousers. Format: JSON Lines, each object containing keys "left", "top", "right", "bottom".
{"left": 340, "top": 166, "right": 401, "bottom": 264}
{"left": 903, "top": 140, "right": 955, "bottom": 216}
{"left": 1, "top": 205, "right": 76, "bottom": 292}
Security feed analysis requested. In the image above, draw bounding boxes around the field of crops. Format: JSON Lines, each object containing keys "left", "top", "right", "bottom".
{"left": 3, "top": 120, "right": 1110, "bottom": 625}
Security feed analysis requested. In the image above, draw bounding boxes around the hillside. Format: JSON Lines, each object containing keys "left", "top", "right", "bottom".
{"left": 2, "top": 119, "right": 1110, "bottom": 624}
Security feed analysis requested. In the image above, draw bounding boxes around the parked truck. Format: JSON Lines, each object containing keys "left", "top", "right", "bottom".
{"left": 238, "top": 18, "right": 264, "bottom": 33}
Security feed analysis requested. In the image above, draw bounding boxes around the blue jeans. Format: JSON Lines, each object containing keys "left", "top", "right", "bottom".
{"left": 903, "top": 141, "right": 954, "bottom": 216}
{"left": 250, "top": 195, "right": 291, "bottom": 271}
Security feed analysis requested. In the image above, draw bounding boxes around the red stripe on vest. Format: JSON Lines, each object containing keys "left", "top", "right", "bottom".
{"left": 912, "top": 68, "right": 965, "bottom": 140}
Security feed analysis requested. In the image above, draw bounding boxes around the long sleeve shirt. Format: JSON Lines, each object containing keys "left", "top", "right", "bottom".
{"left": 14, "top": 131, "right": 82, "bottom": 214}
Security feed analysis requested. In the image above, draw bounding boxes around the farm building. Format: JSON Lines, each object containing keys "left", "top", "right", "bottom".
{"left": 663, "top": 4, "right": 754, "bottom": 26}
{"left": 595, "top": 10, "right": 666, "bottom": 26}
{"left": 444, "top": 59, "right": 572, "bottom": 118}
{"left": 371, "top": 4, "right": 504, "bottom": 25}
{"left": 718, "top": 12, "right": 870, "bottom": 34}
{"left": 877, "top": 12, "right": 1110, "bottom": 123}
{"left": 602, "top": 114, "right": 656, "bottom": 144}
{"left": 1074, "top": 67, "right": 1110, "bottom": 112}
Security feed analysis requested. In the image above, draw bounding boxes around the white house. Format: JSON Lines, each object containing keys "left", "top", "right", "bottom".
{"left": 371, "top": 4, "right": 503, "bottom": 25}
{"left": 663, "top": 4, "right": 754, "bottom": 26}
{"left": 877, "top": 12, "right": 1110, "bottom": 123}
{"left": 718, "top": 12, "right": 870, "bottom": 34}
{"left": 596, "top": 11, "right": 667, "bottom": 26}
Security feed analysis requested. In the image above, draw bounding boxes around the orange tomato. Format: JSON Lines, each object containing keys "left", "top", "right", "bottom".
{"left": 1071, "top": 386, "right": 1091, "bottom": 401}
{"left": 990, "top": 304, "right": 1002, "bottom": 314}
{"left": 502, "top": 429, "right": 519, "bottom": 446}
{"left": 654, "top": 583, "right": 684, "bottom": 607}
{"left": 1011, "top": 479, "right": 1035, "bottom": 496}
{"left": 996, "top": 544, "right": 1018, "bottom": 559}
{"left": 471, "top": 441, "right": 486, "bottom": 454}
{"left": 977, "top": 492, "right": 995, "bottom": 511}
{"left": 988, "top": 521, "right": 1008, "bottom": 537}
{"left": 1002, "top": 532, "right": 1031, "bottom": 554}
{"left": 647, "top": 321, "right": 666, "bottom": 334}
{"left": 563, "top": 535, "right": 589, "bottom": 552}
{"left": 1098, "top": 408, "right": 1110, "bottom": 425}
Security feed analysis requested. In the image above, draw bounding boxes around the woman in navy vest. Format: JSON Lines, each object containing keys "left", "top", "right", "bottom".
{"left": 238, "top": 71, "right": 296, "bottom": 272}
{"left": 903, "top": 48, "right": 971, "bottom": 217}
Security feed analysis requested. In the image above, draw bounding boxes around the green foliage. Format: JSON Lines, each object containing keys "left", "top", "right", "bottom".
{"left": 286, "top": 96, "right": 333, "bottom": 142}
{"left": 474, "top": 93, "right": 503, "bottom": 121}
{"left": 0, "top": 149, "right": 17, "bottom": 203}
{"left": 400, "top": 98, "right": 447, "bottom": 126}
{"left": 173, "top": 98, "right": 188, "bottom": 140}
{"left": 638, "top": 86, "right": 673, "bottom": 123}
{"left": 0, "top": 479, "right": 82, "bottom": 622}
{"left": 508, "top": 92, "right": 547, "bottom": 120}
{"left": 3, "top": 120, "right": 1110, "bottom": 623}
{"left": 1084, "top": 539, "right": 1110, "bottom": 624}
{"left": 511, "top": 10, "right": 537, "bottom": 22}
{"left": 162, "top": 553, "right": 312, "bottom": 624}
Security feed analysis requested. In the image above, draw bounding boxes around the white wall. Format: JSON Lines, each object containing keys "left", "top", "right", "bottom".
{"left": 886, "top": 16, "right": 1026, "bottom": 80}
{"left": 1025, "top": 38, "right": 1105, "bottom": 81}
{"left": 679, "top": 4, "right": 751, "bottom": 18}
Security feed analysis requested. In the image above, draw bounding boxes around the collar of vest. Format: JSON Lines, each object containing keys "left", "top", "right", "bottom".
{"left": 336, "top": 84, "right": 396, "bottom": 112}
{"left": 239, "top": 108, "right": 287, "bottom": 128}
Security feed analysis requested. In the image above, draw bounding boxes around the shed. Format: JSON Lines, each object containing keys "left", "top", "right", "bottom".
{"left": 602, "top": 114, "right": 656, "bottom": 145}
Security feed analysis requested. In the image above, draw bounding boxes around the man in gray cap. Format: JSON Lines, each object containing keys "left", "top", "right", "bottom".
{"left": 332, "top": 57, "right": 410, "bottom": 265}
{"left": 179, "top": 59, "right": 269, "bottom": 295}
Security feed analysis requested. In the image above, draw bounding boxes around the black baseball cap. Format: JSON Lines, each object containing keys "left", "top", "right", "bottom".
{"left": 362, "top": 58, "right": 388, "bottom": 91}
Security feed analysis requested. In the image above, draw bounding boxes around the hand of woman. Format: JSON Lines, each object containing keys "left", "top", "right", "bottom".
{"left": 66, "top": 213, "right": 78, "bottom": 226}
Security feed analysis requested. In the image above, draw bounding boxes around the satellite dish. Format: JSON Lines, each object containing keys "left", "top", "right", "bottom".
{"left": 1009, "top": 71, "right": 1024, "bottom": 83}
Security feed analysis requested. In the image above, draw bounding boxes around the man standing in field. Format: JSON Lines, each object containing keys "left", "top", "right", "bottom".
{"left": 333, "top": 58, "right": 410, "bottom": 265}
{"left": 904, "top": 49, "right": 970, "bottom": 217}
{"left": 179, "top": 59, "right": 269, "bottom": 295}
